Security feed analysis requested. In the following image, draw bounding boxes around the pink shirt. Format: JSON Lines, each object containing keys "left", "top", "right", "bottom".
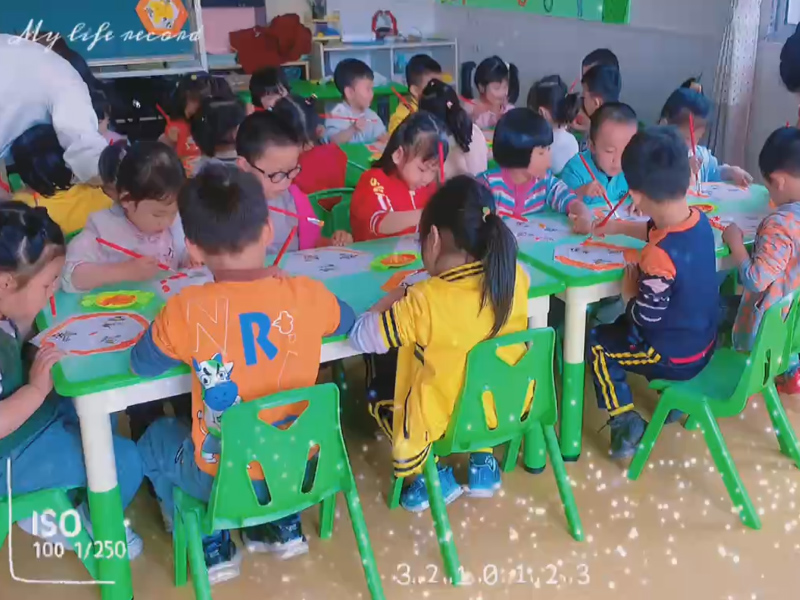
{"left": 473, "top": 102, "right": 514, "bottom": 130}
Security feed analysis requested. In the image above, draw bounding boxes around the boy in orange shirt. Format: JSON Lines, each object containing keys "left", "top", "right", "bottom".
{"left": 133, "top": 164, "right": 354, "bottom": 585}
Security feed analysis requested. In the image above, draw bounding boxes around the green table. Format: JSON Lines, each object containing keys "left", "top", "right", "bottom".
{"left": 341, "top": 143, "right": 376, "bottom": 187}
{"left": 514, "top": 183, "right": 771, "bottom": 460}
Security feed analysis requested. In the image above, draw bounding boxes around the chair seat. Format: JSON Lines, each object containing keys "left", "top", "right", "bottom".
{"left": 649, "top": 348, "right": 747, "bottom": 403}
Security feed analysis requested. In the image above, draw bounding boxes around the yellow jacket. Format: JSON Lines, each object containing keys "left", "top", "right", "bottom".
{"left": 14, "top": 185, "right": 112, "bottom": 235}
{"left": 388, "top": 98, "right": 418, "bottom": 135}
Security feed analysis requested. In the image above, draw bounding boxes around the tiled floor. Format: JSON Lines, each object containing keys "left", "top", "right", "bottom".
{"left": 2, "top": 364, "right": 800, "bottom": 600}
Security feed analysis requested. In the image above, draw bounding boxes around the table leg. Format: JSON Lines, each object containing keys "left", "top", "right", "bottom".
{"left": 523, "top": 297, "right": 551, "bottom": 473}
{"left": 75, "top": 402, "right": 133, "bottom": 600}
{"left": 560, "top": 291, "right": 588, "bottom": 461}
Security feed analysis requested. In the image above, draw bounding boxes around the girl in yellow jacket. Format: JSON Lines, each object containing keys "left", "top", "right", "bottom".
{"left": 349, "top": 175, "right": 530, "bottom": 512}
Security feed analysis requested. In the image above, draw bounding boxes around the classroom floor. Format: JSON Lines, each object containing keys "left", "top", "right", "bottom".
{"left": 3, "top": 361, "right": 800, "bottom": 600}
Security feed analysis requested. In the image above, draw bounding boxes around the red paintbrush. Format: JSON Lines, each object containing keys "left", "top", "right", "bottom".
{"left": 156, "top": 104, "right": 171, "bottom": 124}
{"left": 596, "top": 193, "right": 631, "bottom": 229}
{"left": 688, "top": 112, "right": 697, "bottom": 156}
{"left": 273, "top": 226, "right": 298, "bottom": 266}
{"left": 49, "top": 296, "right": 56, "bottom": 318}
{"left": 578, "top": 154, "right": 613, "bottom": 210}
{"left": 269, "top": 206, "right": 323, "bottom": 227}
{"left": 438, "top": 141, "right": 445, "bottom": 185}
{"left": 96, "top": 238, "right": 172, "bottom": 271}
{"left": 569, "top": 75, "right": 580, "bottom": 93}
{"left": 391, "top": 87, "right": 412, "bottom": 109}
{"left": 321, "top": 114, "right": 379, "bottom": 123}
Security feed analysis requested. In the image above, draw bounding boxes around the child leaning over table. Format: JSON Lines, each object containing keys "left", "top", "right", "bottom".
{"left": 588, "top": 127, "right": 719, "bottom": 459}
{"left": 325, "top": 58, "right": 388, "bottom": 145}
{"left": 349, "top": 176, "right": 532, "bottom": 511}
{"left": 132, "top": 164, "right": 355, "bottom": 585}
{"left": 0, "top": 203, "right": 144, "bottom": 557}
{"left": 723, "top": 127, "right": 800, "bottom": 408}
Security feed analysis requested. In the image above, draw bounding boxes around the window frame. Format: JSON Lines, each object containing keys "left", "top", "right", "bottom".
{"left": 770, "top": 0, "right": 800, "bottom": 42}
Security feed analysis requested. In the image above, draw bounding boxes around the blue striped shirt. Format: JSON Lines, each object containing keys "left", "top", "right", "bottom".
{"left": 479, "top": 167, "right": 577, "bottom": 216}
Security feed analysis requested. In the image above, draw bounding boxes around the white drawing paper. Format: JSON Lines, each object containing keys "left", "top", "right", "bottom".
{"left": 700, "top": 183, "right": 751, "bottom": 202}
{"left": 281, "top": 247, "right": 373, "bottom": 280}
{"left": 715, "top": 213, "right": 764, "bottom": 237}
{"left": 505, "top": 217, "right": 572, "bottom": 243}
{"left": 32, "top": 312, "right": 149, "bottom": 356}
{"left": 554, "top": 244, "right": 626, "bottom": 270}
{"left": 157, "top": 268, "right": 214, "bottom": 299}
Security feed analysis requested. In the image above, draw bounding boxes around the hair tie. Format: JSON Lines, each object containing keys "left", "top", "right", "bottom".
{"left": 191, "top": 74, "right": 197, "bottom": 81}
{"left": 482, "top": 207, "right": 490, "bottom": 222}
{"left": 446, "top": 100, "right": 453, "bottom": 109}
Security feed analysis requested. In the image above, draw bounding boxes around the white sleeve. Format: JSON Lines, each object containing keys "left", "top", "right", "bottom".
{"left": 61, "top": 216, "right": 105, "bottom": 293}
{"left": 465, "top": 125, "right": 489, "bottom": 176}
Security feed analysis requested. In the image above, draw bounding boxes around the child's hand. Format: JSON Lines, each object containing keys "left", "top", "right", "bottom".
{"left": 123, "top": 257, "right": 161, "bottom": 282}
{"left": 621, "top": 263, "right": 640, "bottom": 303}
{"left": 354, "top": 117, "right": 368, "bottom": 132}
{"left": 568, "top": 203, "right": 595, "bottom": 235}
{"left": 29, "top": 345, "right": 64, "bottom": 396}
{"left": 181, "top": 257, "right": 205, "bottom": 269}
{"left": 576, "top": 181, "right": 606, "bottom": 200}
{"left": 263, "top": 265, "right": 289, "bottom": 279}
{"left": 722, "top": 223, "right": 744, "bottom": 248}
{"left": 723, "top": 166, "right": 753, "bottom": 188}
{"left": 689, "top": 155, "right": 702, "bottom": 177}
{"left": 330, "top": 230, "right": 354, "bottom": 246}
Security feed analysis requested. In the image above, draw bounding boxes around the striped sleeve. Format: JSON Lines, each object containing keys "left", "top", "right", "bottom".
{"left": 739, "top": 218, "right": 792, "bottom": 293}
{"left": 630, "top": 244, "right": 676, "bottom": 328}
{"left": 546, "top": 174, "right": 579, "bottom": 213}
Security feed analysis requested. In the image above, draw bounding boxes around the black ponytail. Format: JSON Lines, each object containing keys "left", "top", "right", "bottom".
{"left": 460, "top": 61, "right": 477, "bottom": 100}
{"left": 373, "top": 111, "right": 450, "bottom": 174}
{"left": 0, "top": 202, "right": 65, "bottom": 283}
{"left": 419, "top": 80, "right": 473, "bottom": 153}
{"left": 99, "top": 140, "right": 128, "bottom": 188}
{"left": 419, "top": 175, "right": 517, "bottom": 337}
{"left": 10, "top": 125, "right": 74, "bottom": 198}
{"left": 507, "top": 63, "right": 520, "bottom": 104}
{"left": 527, "top": 75, "right": 580, "bottom": 127}
{"left": 271, "top": 95, "right": 321, "bottom": 146}
{"left": 190, "top": 96, "right": 247, "bottom": 158}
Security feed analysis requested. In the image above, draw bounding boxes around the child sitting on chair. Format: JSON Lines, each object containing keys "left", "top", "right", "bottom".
{"left": 723, "top": 127, "right": 800, "bottom": 407}
{"left": 325, "top": 59, "right": 388, "bottom": 145}
{"left": 133, "top": 164, "right": 355, "bottom": 584}
{"left": 461, "top": 56, "right": 519, "bottom": 131}
{"left": 190, "top": 95, "right": 247, "bottom": 175}
{"left": 388, "top": 54, "right": 442, "bottom": 135}
{"left": 659, "top": 87, "right": 752, "bottom": 187}
{"left": 249, "top": 66, "right": 290, "bottom": 111}
{"left": 349, "top": 176, "right": 531, "bottom": 511}
{"left": 589, "top": 127, "right": 718, "bottom": 459}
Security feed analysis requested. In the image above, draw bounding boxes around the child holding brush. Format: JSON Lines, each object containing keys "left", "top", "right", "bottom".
{"left": 325, "top": 59, "right": 387, "bottom": 145}
{"left": 62, "top": 141, "right": 188, "bottom": 293}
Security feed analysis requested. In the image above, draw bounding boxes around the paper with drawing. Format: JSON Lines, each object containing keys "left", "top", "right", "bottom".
{"left": 504, "top": 217, "right": 572, "bottom": 243}
{"left": 32, "top": 312, "right": 150, "bottom": 356}
{"left": 554, "top": 244, "right": 626, "bottom": 271}
{"left": 281, "top": 247, "right": 373, "bottom": 279}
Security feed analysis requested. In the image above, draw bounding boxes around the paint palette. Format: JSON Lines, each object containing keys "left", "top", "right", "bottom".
{"left": 81, "top": 290, "right": 155, "bottom": 310}
{"left": 371, "top": 252, "right": 420, "bottom": 271}
{"left": 690, "top": 202, "right": 718, "bottom": 215}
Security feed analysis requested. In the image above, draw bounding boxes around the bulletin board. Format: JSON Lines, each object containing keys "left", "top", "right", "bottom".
{"left": 438, "top": 0, "right": 631, "bottom": 24}
{"left": 0, "top": 0, "right": 201, "bottom": 65}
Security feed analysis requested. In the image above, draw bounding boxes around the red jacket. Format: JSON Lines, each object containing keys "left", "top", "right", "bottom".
{"left": 350, "top": 168, "right": 436, "bottom": 242}
{"left": 295, "top": 144, "right": 347, "bottom": 210}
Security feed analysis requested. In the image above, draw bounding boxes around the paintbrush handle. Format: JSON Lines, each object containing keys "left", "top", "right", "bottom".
{"left": 274, "top": 226, "right": 298, "bottom": 266}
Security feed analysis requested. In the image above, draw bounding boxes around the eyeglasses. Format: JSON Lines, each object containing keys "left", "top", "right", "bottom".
{"left": 249, "top": 162, "right": 302, "bottom": 183}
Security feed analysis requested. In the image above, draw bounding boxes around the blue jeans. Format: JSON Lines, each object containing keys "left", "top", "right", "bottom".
{"left": 0, "top": 398, "right": 143, "bottom": 508}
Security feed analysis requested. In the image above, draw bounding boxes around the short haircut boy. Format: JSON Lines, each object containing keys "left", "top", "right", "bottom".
{"left": 660, "top": 88, "right": 712, "bottom": 127}
{"left": 493, "top": 108, "right": 553, "bottom": 169}
{"left": 589, "top": 102, "right": 637, "bottom": 142}
{"left": 582, "top": 65, "right": 622, "bottom": 104}
{"left": 333, "top": 59, "right": 374, "bottom": 96}
{"left": 622, "top": 126, "right": 690, "bottom": 201}
{"left": 582, "top": 48, "right": 619, "bottom": 71}
{"left": 179, "top": 163, "right": 267, "bottom": 255}
{"left": 759, "top": 126, "right": 800, "bottom": 179}
{"left": 236, "top": 111, "right": 299, "bottom": 164}
{"left": 406, "top": 55, "right": 442, "bottom": 89}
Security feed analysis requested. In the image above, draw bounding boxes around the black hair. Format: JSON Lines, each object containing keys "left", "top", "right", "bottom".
{"left": 333, "top": 59, "right": 374, "bottom": 96}
{"left": 781, "top": 24, "right": 800, "bottom": 93}
{"left": 460, "top": 56, "right": 520, "bottom": 104}
{"left": 91, "top": 88, "right": 112, "bottom": 122}
{"left": 98, "top": 141, "right": 129, "bottom": 188}
{"left": 419, "top": 175, "right": 517, "bottom": 337}
{"left": 406, "top": 54, "right": 442, "bottom": 89}
{"left": 493, "top": 108, "right": 553, "bottom": 169}
{"left": 190, "top": 96, "right": 247, "bottom": 157}
{"left": 10, "top": 125, "right": 73, "bottom": 197}
{"left": 115, "top": 141, "right": 185, "bottom": 203}
{"left": 527, "top": 75, "right": 581, "bottom": 127}
{"left": 236, "top": 111, "right": 300, "bottom": 164}
{"left": 589, "top": 102, "right": 637, "bottom": 142}
{"left": 168, "top": 74, "right": 233, "bottom": 120}
{"left": 582, "top": 48, "right": 619, "bottom": 71}
{"left": 659, "top": 87, "right": 712, "bottom": 128}
{"left": 680, "top": 77, "right": 703, "bottom": 94}
{"left": 179, "top": 163, "right": 268, "bottom": 255}
{"left": 582, "top": 64, "right": 622, "bottom": 104}
{"left": 622, "top": 126, "right": 690, "bottom": 202}
{"left": 759, "top": 127, "right": 800, "bottom": 179}
{"left": 271, "top": 95, "right": 321, "bottom": 146}
{"left": 249, "top": 67, "right": 291, "bottom": 109}
{"left": 373, "top": 111, "right": 449, "bottom": 174}
{"left": 50, "top": 38, "right": 107, "bottom": 100}
{"left": 418, "top": 79, "right": 473, "bottom": 153}
{"left": 0, "top": 201, "right": 65, "bottom": 284}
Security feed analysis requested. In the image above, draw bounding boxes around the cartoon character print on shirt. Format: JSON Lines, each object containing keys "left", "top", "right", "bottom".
{"left": 193, "top": 354, "right": 242, "bottom": 463}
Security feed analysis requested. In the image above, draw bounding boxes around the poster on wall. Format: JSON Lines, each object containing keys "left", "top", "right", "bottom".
{"left": 438, "top": 0, "right": 630, "bottom": 24}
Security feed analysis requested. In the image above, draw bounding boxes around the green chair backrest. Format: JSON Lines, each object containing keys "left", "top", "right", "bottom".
{"left": 308, "top": 188, "right": 354, "bottom": 237}
{"left": 732, "top": 291, "right": 799, "bottom": 410}
{"left": 206, "top": 383, "right": 352, "bottom": 531}
{"left": 434, "top": 328, "right": 557, "bottom": 457}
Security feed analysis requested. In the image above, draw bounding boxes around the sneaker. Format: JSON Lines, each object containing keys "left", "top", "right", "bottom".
{"left": 400, "top": 465, "right": 463, "bottom": 513}
{"left": 241, "top": 514, "right": 309, "bottom": 560}
{"left": 777, "top": 370, "right": 800, "bottom": 396}
{"left": 77, "top": 503, "right": 144, "bottom": 561}
{"left": 466, "top": 452, "right": 501, "bottom": 498}
{"left": 203, "top": 530, "right": 242, "bottom": 586}
{"left": 608, "top": 411, "right": 648, "bottom": 460}
{"left": 665, "top": 409, "right": 684, "bottom": 424}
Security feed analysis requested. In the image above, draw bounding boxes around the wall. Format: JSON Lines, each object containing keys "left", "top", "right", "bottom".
{"left": 435, "top": 0, "right": 732, "bottom": 124}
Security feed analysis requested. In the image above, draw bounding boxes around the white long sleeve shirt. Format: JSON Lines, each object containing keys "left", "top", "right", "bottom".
{"left": 0, "top": 34, "right": 107, "bottom": 182}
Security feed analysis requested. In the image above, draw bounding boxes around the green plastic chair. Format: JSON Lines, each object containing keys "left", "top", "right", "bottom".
{"left": 308, "top": 188, "right": 354, "bottom": 238}
{"left": 386, "top": 328, "right": 584, "bottom": 585}
{"left": 172, "top": 383, "right": 384, "bottom": 600}
{"left": 0, "top": 488, "right": 98, "bottom": 579}
{"left": 628, "top": 292, "right": 800, "bottom": 530}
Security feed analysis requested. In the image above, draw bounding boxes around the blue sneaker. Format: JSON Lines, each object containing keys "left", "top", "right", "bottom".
{"left": 203, "top": 530, "right": 242, "bottom": 586}
{"left": 466, "top": 452, "right": 502, "bottom": 498}
{"left": 241, "top": 514, "right": 308, "bottom": 560}
{"left": 400, "top": 465, "right": 463, "bottom": 513}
